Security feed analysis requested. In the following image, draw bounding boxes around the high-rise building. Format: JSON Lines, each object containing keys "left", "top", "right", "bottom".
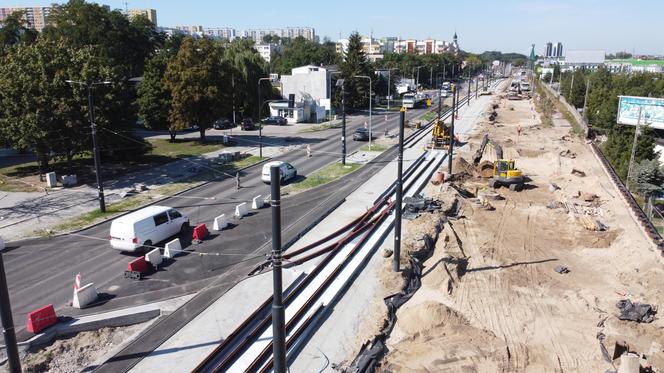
{"left": 556, "top": 42, "right": 564, "bottom": 57}
{"left": 243, "top": 27, "right": 315, "bottom": 42}
{"left": 0, "top": 6, "right": 52, "bottom": 31}
{"left": 545, "top": 42, "right": 553, "bottom": 58}
{"left": 203, "top": 27, "right": 237, "bottom": 40}
{"left": 127, "top": 8, "right": 157, "bottom": 26}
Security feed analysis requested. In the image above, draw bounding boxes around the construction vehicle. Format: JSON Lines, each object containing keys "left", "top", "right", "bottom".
{"left": 428, "top": 119, "right": 452, "bottom": 149}
{"left": 473, "top": 134, "right": 525, "bottom": 191}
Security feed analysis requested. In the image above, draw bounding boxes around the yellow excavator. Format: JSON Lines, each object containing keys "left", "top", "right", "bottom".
{"left": 473, "top": 134, "right": 525, "bottom": 191}
{"left": 428, "top": 119, "right": 452, "bottom": 149}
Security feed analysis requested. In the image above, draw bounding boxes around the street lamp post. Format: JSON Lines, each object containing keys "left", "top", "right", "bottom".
{"left": 411, "top": 65, "right": 424, "bottom": 90}
{"left": 355, "top": 75, "right": 372, "bottom": 150}
{"left": 386, "top": 68, "right": 398, "bottom": 111}
{"left": 336, "top": 79, "right": 347, "bottom": 164}
{"left": 65, "top": 80, "right": 110, "bottom": 213}
{"left": 257, "top": 77, "right": 274, "bottom": 158}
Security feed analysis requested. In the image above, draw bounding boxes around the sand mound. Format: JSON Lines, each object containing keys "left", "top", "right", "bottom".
{"left": 396, "top": 302, "right": 469, "bottom": 337}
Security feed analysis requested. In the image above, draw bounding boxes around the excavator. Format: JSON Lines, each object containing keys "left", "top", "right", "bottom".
{"left": 473, "top": 134, "right": 525, "bottom": 191}
{"left": 428, "top": 119, "right": 453, "bottom": 149}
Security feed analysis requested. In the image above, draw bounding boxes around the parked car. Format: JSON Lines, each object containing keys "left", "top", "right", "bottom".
{"left": 261, "top": 116, "right": 287, "bottom": 126}
{"left": 353, "top": 128, "right": 370, "bottom": 141}
{"left": 241, "top": 118, "right": 256, "bottom": 130}
{"left": 213, "top": 118, "right": 233, "bottom": 130}
{"left": 261, "top": 161, "right": 297, "bottom": 184}
{"left": 109, "top": 205, "right": 189, "bottom": 253}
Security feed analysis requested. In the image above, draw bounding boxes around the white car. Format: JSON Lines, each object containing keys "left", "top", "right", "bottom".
{"left": 109, "top": 205, "right": 189, "bottom": 252}
{"left": 261, "top": 161, "right": 297, "bottom": 184}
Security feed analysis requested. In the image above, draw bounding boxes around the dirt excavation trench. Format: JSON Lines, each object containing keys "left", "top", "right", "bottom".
{"left": 348, "top": 90, "right": 664, "bottom": 372}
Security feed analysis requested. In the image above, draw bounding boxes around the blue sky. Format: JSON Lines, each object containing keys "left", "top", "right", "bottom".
{"left": 3, "top": 0, "right": 662, "bottom": 55}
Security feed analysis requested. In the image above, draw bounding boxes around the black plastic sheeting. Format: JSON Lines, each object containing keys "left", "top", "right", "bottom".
{"left": 403, "top": 195, "right": 442, "bottom": 220}
{"left": 344, "top": 218, "right": 444, "bottom": 373}
{"left": 616, "top": 299, "right": 657, "bottom": 323}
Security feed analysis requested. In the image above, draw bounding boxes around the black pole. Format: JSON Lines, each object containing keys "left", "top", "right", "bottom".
{"left": 341, "top": 85, "right": 346, "bottom": 165}
{"left": 467, "top": 75, "right": 471, "bottom": 106}
{"left": 475, "top": 78, "right": 479, "bottom": 99}
{"left": 394, "top": 108, "right": 405, "bottom": 272}
{"left": 258, "top": 82, "right": 263, "bottom": 158}
{"left": 448, "top": 85, "right": 456, "bottom": 177}
{"left": 270, "top": 165, "right": 286, "bottom": 373}
{"left": 88, "top": 86, "right": 106, "bottom": 213}
{"left": 0, "top": 250, "right": 21, "bottom": 373}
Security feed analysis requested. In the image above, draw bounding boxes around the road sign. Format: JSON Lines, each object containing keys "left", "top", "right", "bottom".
{"left": 618, "top": 96, "right": 664, "bottom": 129}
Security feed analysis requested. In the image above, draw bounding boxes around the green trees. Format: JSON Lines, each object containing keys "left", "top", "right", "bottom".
{"left": 270, "top": 37, "right": 339, "bottom": 75}
{"left": 0, "top": 10, "right": 37, "bottom": 50}
{"left": 138, "top": 50, "right": 175, "bottom": 139}
{"left": 0, "top": 39, "right": 110, "bottom": 172}
{"left": 340, "top": 32, "right": 373, "bottom": 109}
{"left": 164, "top": 37, "right": 230, "bottom": 142}
{"left": 224, "top": 39, "right": 269, "bottom": 120}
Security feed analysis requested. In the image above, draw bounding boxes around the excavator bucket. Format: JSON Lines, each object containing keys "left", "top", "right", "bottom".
{"left": 477, "top": 160, "right": 495, "bottom": 178}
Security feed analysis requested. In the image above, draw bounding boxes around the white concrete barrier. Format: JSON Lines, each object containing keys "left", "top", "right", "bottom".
{"left": 73, "top": 283, "right": 98, "bottom": 309}
{"left": 46, "top": 172, "right": 57, "bottom": 188}
{"left": 145, "top": 248, "right": 163, "bottom": 268}
{"left": 252, "top": 195, "right": 264, "bottom": 209}
{"left": 235, "top": 202, "right": 248, "bottom": 218}
{"left": 164, "top": 238, "right": 181, "bottom": 259}
{"left": 213, "top": 214, "right": 228, "bottom": 231}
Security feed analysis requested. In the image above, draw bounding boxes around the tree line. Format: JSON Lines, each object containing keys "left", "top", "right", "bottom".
{"left": 0, "top": 0, "right": 505, "bottom": 173}
{"left": 555, "top": 68, "right": 664, "bottom": 200}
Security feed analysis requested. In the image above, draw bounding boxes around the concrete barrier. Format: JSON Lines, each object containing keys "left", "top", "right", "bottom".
{"left": 213, "top": 214, "right": 228, "bottom": 231}
{"left": 192, "top": 224, "right": 209, "bottom": 241}
{"left": 235, "top": 202, "right": 248, "bottom": 218}
{"left": 72, "top": 283, "right": 98, "bottom": 309}
{"left": 164, "top": 238, "right": 181, "bottom": 259}
{"left": 127, "top": 256, "right": 148, "bottom": 273}
{"left": 26, "top": 305, "right": 57, "bottom": 333}
{"left": 252, "top": 195, "right": 264, "bottom": 209}
{"left": 145, "top": 248, "right": 163, "bottom": 268}
{"left": 46, "top": 172, "right": 57, "bottom": 188}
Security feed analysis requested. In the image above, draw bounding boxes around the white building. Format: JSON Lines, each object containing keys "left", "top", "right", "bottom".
{"left": 561, "top": 50, "right": 605, "bottom": 71}
{"left": 394, "top": 38, "right": 458, "bottom": 55}
{"left": 255, "top": 44, "right": 281, "bottom": 63}
{"left": 243, "top": 27, "right": 315, "bottom": 42}
{"left": 336, "top": 36, "right": 384, "bottom": 61}
{"left": 203, "top": 27, "right": 237, "bottom": 40}
{"left": 606, "top": 59, "right": 664, "bottom": 74}
{"left": 275, "top": 65, "right": 336, "bottom": 123}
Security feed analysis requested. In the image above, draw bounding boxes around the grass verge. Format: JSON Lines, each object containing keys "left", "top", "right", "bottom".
{"left": 360, "top": 143, "right": 388, "bottom": 152}
{"left": 283, "top": 162, "right": 361, "bottom": 195}
{"left": 298, "top": 121, "right": 342, "bottom": 133}
{"left": 33, "top": 155, "right": 267, "bottom": 237}
{"left": 146, "top": 139, "right": 227, "bottom": 158}
{"left": 537, "top": 80, "right": 585, "bottom": 136}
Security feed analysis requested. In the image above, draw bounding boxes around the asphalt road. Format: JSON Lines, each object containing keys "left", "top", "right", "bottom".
{"left": 5, "top": 90, "right": 454, "bottom": 341}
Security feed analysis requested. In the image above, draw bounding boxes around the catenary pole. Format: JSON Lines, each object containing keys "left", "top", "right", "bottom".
{"left": 394, "top": 107, "right": 405, "bottom": 272}
{"left": 270, "top": 166, "right": 286, "bottom": 373}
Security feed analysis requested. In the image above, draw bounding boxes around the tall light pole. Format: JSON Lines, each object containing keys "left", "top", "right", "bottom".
{"left": 257, "top": 77, "right": 275, "bottom": 158}
{"left": 269, "top": 165, "right": 287, "bottom": 373}
{"left": 355, "top": 75, "right": 373, "bottom": 150}
{"left": 0, "top": 239, "right": 20, "bottom": 373}
{"left": 386, "top": 68, "right": 398, "bottom": 111}
{"left": 336, "top": 79, "right": 347, "bottom": 164}
{"left": 412, "top": 65, "right": 423, "bottom": 90}
{"left": 65, "top": 80, "right": 111, "bottom": 213}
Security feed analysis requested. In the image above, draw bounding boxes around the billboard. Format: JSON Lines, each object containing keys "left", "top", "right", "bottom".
{"left": 617, "top": 96, "right": 664, "bottom": 129}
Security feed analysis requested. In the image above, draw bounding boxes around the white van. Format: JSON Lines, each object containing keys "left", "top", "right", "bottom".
{"left": 261, "top": 161, "right": 297, "bottom": 184}
{"left": 109, "top": 205, "right": 189, "bottom": 252}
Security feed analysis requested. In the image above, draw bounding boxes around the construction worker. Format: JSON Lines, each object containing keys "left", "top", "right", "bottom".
{"left": 236, "top": 171, "right": 241, "bottom": 189}
{"left": 517, "top": 125, "right": 522, "bottom": 137}
{"left": 306, "top": 144, "right": 312, "bottom": 158}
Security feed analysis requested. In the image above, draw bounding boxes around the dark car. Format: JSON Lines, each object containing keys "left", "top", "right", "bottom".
{"left": 213, "top": 118, "right": 233, "bottom": 130}
{"left": 241, "top": 118, "right": 256, "bottom": 131}
{"left": 261, "top": 116, "right": 287, "bottom": 126}
{"left": 353, "top": 128, "right": 370, "bottom": 141}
